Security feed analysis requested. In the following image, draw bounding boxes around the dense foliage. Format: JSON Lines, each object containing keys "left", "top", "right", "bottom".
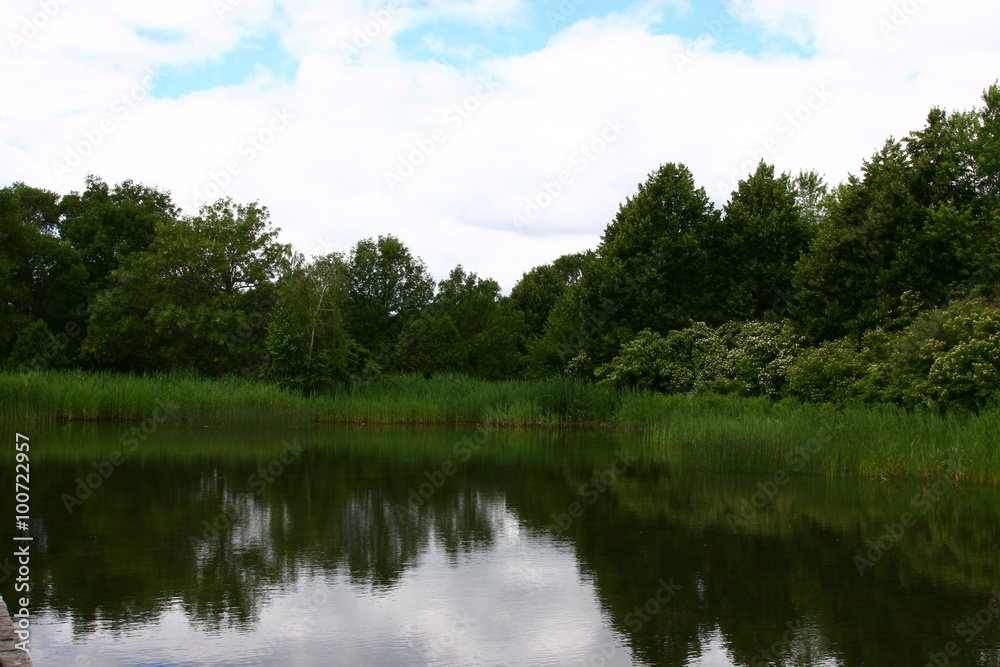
{"left": 2, "top": 84, "right": 999, "bottom": 411}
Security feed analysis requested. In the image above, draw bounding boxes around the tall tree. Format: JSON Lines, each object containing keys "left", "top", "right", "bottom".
{"left": 0, "top": 182, "right": 86, "bottom": 366}
{"left": 58, "top": 175, "right": 178, "bottom": 293}
{"left": 976, "top": 83, "right": 1000, "bottom": 201}
{"left": 793, "top": 96, "right": 1000, "bottom": 342}
{"left": 84, "top": 199, "right": 289, "bottom": 376}
{"left": 792, "top": 170, "right": 829, "bottom": 226}
{"left": 530, "top": 163, "right": 721, "bottom": 374}
{"left": 265, "top": 253, "right": 359, "bottom": 392}
{"left": 711, "top": 162, "right": 815, "bottom": 321}
{"left": 344, "top": 235, "right": 435, "bottom": 356}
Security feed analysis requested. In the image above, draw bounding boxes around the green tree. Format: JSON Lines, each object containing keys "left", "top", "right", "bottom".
{"left": 265, "top": 253, "right": 360, "bottom": 392}
{"left": 4, "top": 319, "right": 69, "bottom": 371}
{"left": 713, "top": 162, "right": 815, "bottom": 321}
{"left": 793, "top": 170, "right": 830, "bottom": 226}
{"left": 344, "top": 235, "right": 434, "bottom": 355}
{"left": 0, "top": 182, "right": 87, "bottom": 364}
{"left": 509, "top": 252, "right": 591, "bottom": 338}
{"left": 430, "top": 266, "right": 526, "bottom": 379}
{"left": 396, "top": 314, "right": 467, "bottom": 376}
{"left": 793, "top": 111, "right": 1000, "bottom": 342}
{"left": 530, "top": 163, "right": 720, "bottom": 374}
{"left": 975, "top": 83, "right": 1000, "bottom": 200}
{"left": 84, "top": 199, "right": 289, "bottom": 376}
{"left": 58, "top": 175, "right": 178, "bottom": 292}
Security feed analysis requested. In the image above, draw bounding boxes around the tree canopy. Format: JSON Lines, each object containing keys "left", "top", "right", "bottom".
{"left": 3, "top": 82, "right": 1000, "bottom": 411}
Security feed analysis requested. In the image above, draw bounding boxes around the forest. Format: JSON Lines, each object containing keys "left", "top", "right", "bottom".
{"left": 2, "top": 83, "right": 999, "bottom": 414}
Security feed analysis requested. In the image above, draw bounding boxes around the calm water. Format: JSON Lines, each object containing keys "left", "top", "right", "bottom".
{"left": 2, "top": 424, "right": 1000, "bottom": 666}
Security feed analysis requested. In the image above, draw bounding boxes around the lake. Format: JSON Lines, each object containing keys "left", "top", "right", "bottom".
{"left": 3, "top": 424, "right": 1000, "bottom": 666}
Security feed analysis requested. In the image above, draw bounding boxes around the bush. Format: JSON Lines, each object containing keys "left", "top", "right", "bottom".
{"left": 783, "top": 338, "right": 866, "bottom": 404}
{"left": 595, "top": 324, "right": 732, "bottom": 394}
{"left": 721, "top": 320, "right": 804, "bottom": 398}
{"left": 850, "top": 298, "right": 1000, "bottom": 412}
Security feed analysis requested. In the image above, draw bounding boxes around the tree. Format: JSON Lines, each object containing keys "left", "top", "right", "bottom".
{"left": 509, "top": 252, "right": 591, "bottom": 339}
{"left": 344, "top": 235, "right": 434, "bottom": 356}
{"left": 58, "top": 175, "right": 178, "bottom": 293}
{"left": 792, "top": 170, "right": 829, "bottom": 226}
{"left": 396, "top": 314, "right": 467, "bottom": 376}
{"left": 265, "top": 253, "right": 361, "bottom": 392}
{"left": 430, "top": 265, "right": 526, "bottom": 379}
{"left": 83, "top": 199, "right": 289, "bottom": 376}
{"left": 712, "top": 162, "right": 815, "bottom": 321}
{"left": 4, "top": 319, "right": 69, "bottom": 371}
{"left": 975, "top": 83, "right": 1000, "bottom": 201}
{"left": 530, "top": 163, "right": 721, "bottom": 374}
{"left": 792, "top": 100, "right": 1000, "bottom": 342}
{"left": 0, "top": 182, "right": 87, "bottom": 364}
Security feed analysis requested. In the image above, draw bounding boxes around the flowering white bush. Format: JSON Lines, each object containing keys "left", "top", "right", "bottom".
{"left": 595, "top": 321, "right": 804, "bottom": 396}
{"left": 723, "top": 321, "right": 805, "bottom": 398}
{"left": 917, "top": 301, "right": 1000, "bottom": 410}
{"left": 595, "top": 324, "right": 732, "bottom": 393}
{"left": 848, "top": 298, "right": 1000, "bottom": 411}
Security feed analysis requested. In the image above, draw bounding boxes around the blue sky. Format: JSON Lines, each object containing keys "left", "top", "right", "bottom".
{"left": 149, "top": 31, "right": 299, "bottom": 99}
{"left": 147, "top": 0, "right": 815, "bottom": 100}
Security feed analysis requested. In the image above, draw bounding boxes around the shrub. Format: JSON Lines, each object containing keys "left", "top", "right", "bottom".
{"left": 853, "top": 298, "right": 1000, "bottom": 412}
{"left": 783, "top": 338, "right": 866, "bottom": 404}
{"left": 595, "top": 324, "right": 732, "bottom": 394}
{"left": 722, "top": 320, "right": 805, "bottom": 398}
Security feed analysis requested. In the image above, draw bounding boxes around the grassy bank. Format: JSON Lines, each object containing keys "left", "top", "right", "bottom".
{"left": 2, "top": 370, "right": 997, "bottom": 483}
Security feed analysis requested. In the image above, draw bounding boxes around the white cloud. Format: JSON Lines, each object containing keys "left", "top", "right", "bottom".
{"left": 2, "top": 0, "right": 999, "bottom": 291}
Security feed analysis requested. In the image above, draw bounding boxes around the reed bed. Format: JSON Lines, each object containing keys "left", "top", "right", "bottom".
{"left": 2, "top": 370, "right": 996, "bottom": 483}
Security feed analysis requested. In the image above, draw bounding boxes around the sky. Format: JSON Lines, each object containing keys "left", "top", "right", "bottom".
{"left": 2, "top": 0, "right": 999, "bottom": 292}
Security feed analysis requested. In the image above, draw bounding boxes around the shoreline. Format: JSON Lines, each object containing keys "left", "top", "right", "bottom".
{"left": 3, "top": 370, "right": 998, "bottom": 485}
{"left": 0, "top": 594, "right": 32, "bottom": 667}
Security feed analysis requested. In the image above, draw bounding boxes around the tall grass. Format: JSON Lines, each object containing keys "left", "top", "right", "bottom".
{"left": 0, "top": 370, "right": 315, "bottom": 426}
{"left": 2, "top": 370, "right": 997, "bottom": 483}
{"left": 640, "top": 396, "right": 999, "bottom": 484}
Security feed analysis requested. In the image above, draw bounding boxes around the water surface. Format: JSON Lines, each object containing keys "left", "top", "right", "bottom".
{"left": 3, "top": 424, "right": 1000, "bottom": 666}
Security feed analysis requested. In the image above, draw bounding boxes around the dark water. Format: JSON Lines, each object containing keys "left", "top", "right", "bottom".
{"left": 2, "top": 423, "right": 1000, "bottom": 666}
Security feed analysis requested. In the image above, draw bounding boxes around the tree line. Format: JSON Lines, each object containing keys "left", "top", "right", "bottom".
{"left": 2, "top": 83, "right": 999, "bottom": 410}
